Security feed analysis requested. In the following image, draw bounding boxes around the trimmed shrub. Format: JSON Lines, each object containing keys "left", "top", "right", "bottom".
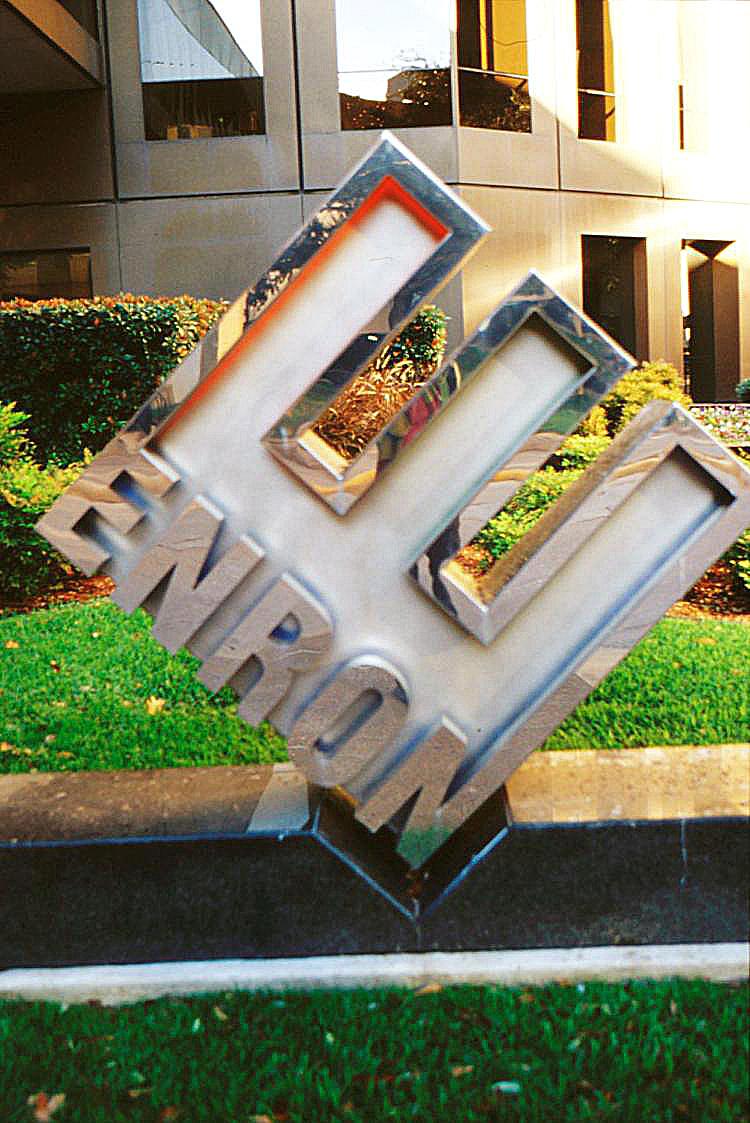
{"left": 383, "top": 304, "right": 447, "bottom": 369}
{"left": 551, "top": 433, "right": 611, "bottom": 470}
{"left": 576, "top": 403, "right": 609, "bottom": 438}
{"left": 474, "top": 466, "right": 584, "bottom": 562}
{"left": 0, "top": 294, "right": 226, "bottom": 463}
{"left": 598, "top": 360, "right": 691, "bottom": 436}
{"left": 736, "top": 379, "right": 750, "bottom": 403}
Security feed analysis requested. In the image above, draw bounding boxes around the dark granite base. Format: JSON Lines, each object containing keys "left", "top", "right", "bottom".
{"left": 1, "top": 818, "right": 746, "bottom": 969}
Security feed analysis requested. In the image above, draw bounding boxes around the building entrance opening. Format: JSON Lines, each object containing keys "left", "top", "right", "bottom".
{"left": 681, "top": 240, "right": 740, "bottom": 403}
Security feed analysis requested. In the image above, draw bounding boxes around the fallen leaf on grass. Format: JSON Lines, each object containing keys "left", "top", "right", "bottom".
{"left": 250, "top": 1115, "right": 274, "bottom": 1123}
{"left": 492, "top": 1081, "right": 521, "bottom": 1095}
{"left": 27, "top": 1092, "right": 65, "bottom": 1121}
{"left": 4, "top": 640, "right": 19, "bottom": 649}
{"left": 145, "top": 696, "right": 166, "bottom": 715}
{"left": 127, "top": 1088, "right": 153, "bottom": 1100}
{"left": 49, "top": 661, "right": 61, "bottom": 672}
{"left": 158, "top": 1109, "right": 180, "bottom": 1122}
{"left": 451, "top": 1065, "right": 474, "bottom": 1078}
{"left": 696, "top": 636, "right": 717, "bottom": 646}
{"left": 414, "top": 982, "right": 442, "bottom": 996}
{"left": 213, "top": 1004, "right": 229, "bottom": 1021}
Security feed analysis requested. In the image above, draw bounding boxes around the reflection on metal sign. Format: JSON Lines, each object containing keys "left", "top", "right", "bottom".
{"left": 37, "top": 134, "right": 750, "bottom": 916}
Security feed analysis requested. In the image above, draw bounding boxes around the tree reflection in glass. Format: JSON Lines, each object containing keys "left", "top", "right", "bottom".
{"left": 457, "top": 0, "right": 531, "bottom": 133}
{"left": 336, "top": 0, "right": 453, "bottom": 130}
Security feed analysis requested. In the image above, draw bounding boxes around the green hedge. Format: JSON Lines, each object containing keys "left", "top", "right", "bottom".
{"left": 0, "top": 294, "right": 225, "bottom": 597}
{"left": 0, "top": 300, "right": 448, "bottom": 598}
{"left": 0, "top": 294, "right": 226, "bottom": 463}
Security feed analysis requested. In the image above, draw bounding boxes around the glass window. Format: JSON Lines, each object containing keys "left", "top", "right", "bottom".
{"left": 457, "top": 1, "right": 531, "bottom": 132}
{"left": 0, "top": 249, "right": 92, "bottom": 301}
{"left": 582, "top": 236, "right": 648, "bottom": 360}
{"left": 335, "top": 0, "right": 452, "bottom": 130}
{"left": 677, "top": 3, "right": 708, "bottom": 153}
{"left": 576, "top": 0, "right": 615, "bottom": 141}
{"left": 138, "top": 0, "right": 265, "bottom": 140}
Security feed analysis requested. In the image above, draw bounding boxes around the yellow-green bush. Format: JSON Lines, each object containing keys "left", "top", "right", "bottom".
{"left": 598, "top": 359, "right": 691, "bottom": 436}
{"left": 0, "top": 402, "right": 30, "bottom": 463}
{"left": 0, "top": 452, "right": 84, "bottom": 596}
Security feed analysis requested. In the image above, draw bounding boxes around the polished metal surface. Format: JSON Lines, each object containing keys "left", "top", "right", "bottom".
{"left": 399, "top": 270, "right": 635, "bottom": 640}
{"left": 288, "top": 659, "right": 409, "bottom": 788}
{"left": 118, "top": 131, "right": 486, "bottom": 468}
{"left": 198, "top": 574, "right": 334, "bottom": 726}
{"left": 36, "top": 133, "right": 750, "bottom": 902}
{"left": 260, "top": 133, "right": 488, "bottom": 514}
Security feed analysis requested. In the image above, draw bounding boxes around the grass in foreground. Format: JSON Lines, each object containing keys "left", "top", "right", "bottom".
{"left": 0, "top": 981, "right": 747, "bottom": 1122}
{"left": 0, "top": 600, "right": 747, "bottom": 774}
{"left": 0, "top": 601, "right": 285, "bottom": 773}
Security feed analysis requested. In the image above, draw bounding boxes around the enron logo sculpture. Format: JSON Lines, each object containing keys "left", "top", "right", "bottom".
{"left": 38, "top": 135, "right": 750, "bottom": 914}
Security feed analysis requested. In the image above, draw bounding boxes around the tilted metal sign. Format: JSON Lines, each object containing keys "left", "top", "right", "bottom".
{"left": 37, "top": 134, "right": 750, "bottom": 914}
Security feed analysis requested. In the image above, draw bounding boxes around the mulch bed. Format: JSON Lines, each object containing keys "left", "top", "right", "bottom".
{"left": 1, "top": 562, "right": 748, "bottom": 621}
{"left": 667, "top": 560, "right": 750, "bottom": 622}
{"left": 0, "top": 574, "right": 115, "bottom": 616}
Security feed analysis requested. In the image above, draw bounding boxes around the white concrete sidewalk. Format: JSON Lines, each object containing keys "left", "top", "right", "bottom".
{"left": 1, "top": 943, "right": 746, "bottom": 1006}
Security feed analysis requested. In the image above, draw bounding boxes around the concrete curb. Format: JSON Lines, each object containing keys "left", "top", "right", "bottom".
{"left": 1, "top": 944, "right": 746, "bottom": 1006}
{"left": 1, "top": 745, "right": 747, "bottom": 842}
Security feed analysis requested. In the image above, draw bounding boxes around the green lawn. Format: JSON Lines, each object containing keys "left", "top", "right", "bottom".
{"left": 1, "top": 981, "right": 747, "bottom": 1122}
{"left": 0, "top": 600, "right": 747, "bottom": 774}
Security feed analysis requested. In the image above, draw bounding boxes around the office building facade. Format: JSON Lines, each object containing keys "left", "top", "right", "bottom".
{"left": 1, "top": 0, "right": 748, "bottom": 400}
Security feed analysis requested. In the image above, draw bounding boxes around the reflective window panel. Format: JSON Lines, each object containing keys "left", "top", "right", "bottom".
{"left": 138, "top": 0, "right": 265, "bottom": 140}
{"left": 336, "top": 0, "right": 452, "bottom": 130}
{"left": 457, "top": 0, "right": 531, "bottom": 132}
{"left": 576, "top": 0, "right": 615, "bottom": 141}
{"left": 0, "top": 249, "right": 92, "bottom": 301}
